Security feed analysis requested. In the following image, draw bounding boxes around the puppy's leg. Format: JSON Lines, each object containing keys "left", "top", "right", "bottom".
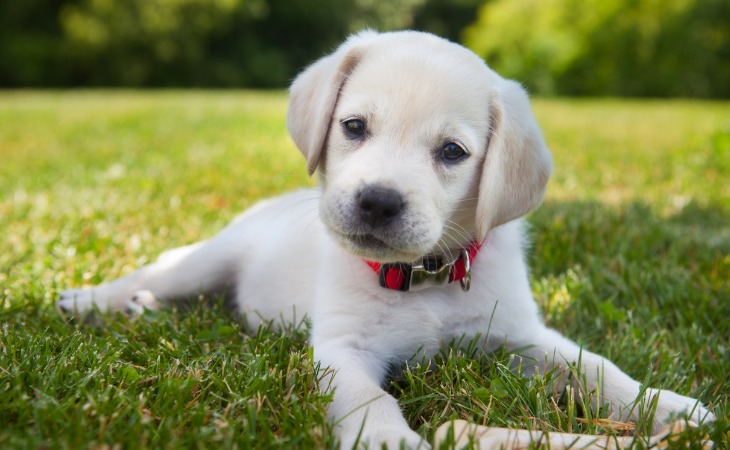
{"left": 58, "top": 237, "right": 237, "bottom": 316}
{"left": 315, "top": 344, "right": 429, "bottom": 450}
{"left": 516, "top": 327, "right": 715, "bottom": 433}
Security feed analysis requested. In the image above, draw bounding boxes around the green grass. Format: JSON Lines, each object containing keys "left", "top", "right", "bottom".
{"left": 1, "top": 91, "right": 728, "bottom": 449}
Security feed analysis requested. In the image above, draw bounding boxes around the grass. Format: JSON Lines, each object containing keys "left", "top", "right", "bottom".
{"left": 1, "top": 91, "right": 728, "bottom": 449}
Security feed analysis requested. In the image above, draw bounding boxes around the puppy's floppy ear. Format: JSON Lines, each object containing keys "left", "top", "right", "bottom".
{"left": 475, "top": 79, "right": 553, "bottom": 242}
{"left": 287, "top": 32, "right": 375, "bottom": 175}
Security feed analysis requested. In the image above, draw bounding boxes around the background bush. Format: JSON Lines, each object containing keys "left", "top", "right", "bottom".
{"left": 1, "top": 0, "right": 728, "bottom": 96}
{"left": 465, "top": 0, "right": 730, "bottom": 97}
{"left": 0, "top": 0, "right": 479, "bottom": 88}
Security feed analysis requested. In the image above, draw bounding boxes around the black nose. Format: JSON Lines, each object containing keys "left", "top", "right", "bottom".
{"left": 357, "top": 185, "right": 404, "bottom": 229}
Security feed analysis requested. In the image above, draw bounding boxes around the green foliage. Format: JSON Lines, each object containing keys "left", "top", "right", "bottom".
{"left": 410, "top": 0, "right": 484, "bottom": 43}
{"left": 1, "top": 0, "right": 483, "bottom": 88}
{"left": 0, "top": 0, "right": 72, "bottom": 87}
{"left": 58, "top": 0, "right": 377, "bottom": 87}
{"left": 2, "top": 0, "right": 729, "bottom": 97}
{"left": 465, "top": 0, "right": 730, "bottom": 97}
{"left": 59, "top": 0, "right": 243, "bottom": 86}
{"left": 1, "top": 92, "right": 729, "bottom": 447}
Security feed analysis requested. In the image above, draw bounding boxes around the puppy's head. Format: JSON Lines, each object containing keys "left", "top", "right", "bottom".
{"left": 287, "top": 31, "right": 552, "bottom": 263}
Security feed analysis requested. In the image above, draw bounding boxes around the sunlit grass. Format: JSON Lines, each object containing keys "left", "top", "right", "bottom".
{"left": 1, "top": 91, "right": 728, "bottom": 448}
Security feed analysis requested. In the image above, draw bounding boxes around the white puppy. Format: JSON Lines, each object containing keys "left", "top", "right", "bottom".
{"left": 59, "top": 31, "right": 713, "bottom": 449}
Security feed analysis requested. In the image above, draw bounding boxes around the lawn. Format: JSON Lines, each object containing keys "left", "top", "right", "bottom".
{"left": 1, "top": 91, "right": 728, "bottom": 449}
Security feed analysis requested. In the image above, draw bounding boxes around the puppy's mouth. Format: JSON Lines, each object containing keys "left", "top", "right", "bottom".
{"left": 350, "top": 233, "right": 391, "bottom": 251}
{"left": 334, "top": 231, "right": 422, "bottom": 262}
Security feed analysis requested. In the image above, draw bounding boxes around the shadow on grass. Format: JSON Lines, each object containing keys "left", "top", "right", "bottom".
{"left": 529, "top": 199, "right": 730, "bottom": 279}
{"left": 528, "top": 198, "right": 729, "bottom": 337}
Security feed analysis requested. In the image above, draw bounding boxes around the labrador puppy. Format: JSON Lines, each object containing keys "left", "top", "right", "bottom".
{"left": 58, "top": 31, "right": 713, "bottom": 449}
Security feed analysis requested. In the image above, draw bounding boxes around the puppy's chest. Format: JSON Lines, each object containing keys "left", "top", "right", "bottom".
{"left": 344, "top": 290, "right": 494, "bottom": 360}
{"left": 427, "top": 295, "right": 496, "bottom": 343}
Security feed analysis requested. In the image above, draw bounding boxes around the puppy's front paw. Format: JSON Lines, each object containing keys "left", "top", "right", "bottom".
{"left": 57, "top": 285, "right": 149, "bottom": 317}
{"left": 647, "top": 388, "right": 715, "bottom": 432}
{"left": 57, "top": 288, "right": 96, "bottom": 315}
{"left": 124, "top": 290, "right": 159, "bottom": 316}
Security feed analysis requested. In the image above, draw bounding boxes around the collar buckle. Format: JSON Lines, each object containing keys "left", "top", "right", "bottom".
{"left": 378, "top": 249, "right": 473, "bottom": 292}
{"left": 458, "top": 248, "right": 472, "bottom": 292}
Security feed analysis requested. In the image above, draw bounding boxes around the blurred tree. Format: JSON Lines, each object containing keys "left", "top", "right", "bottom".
{"left": 0, "top": 0, "right": 75, "bottom": 86}
{"left": 60, "top": 0, "right": 256, "bottom": 86}
{"left": 1, "top": 0, "right": 727, "bottom": 96}
{"left": 1, "top": 0, "right": 482, "bottom": 88}
{"left": 56, "top": 0, "right": 430, "bottom": 87}
{"left": 411, "top": 0, "right": 483, "bottom": 43}
{"left": 464, "top": 0, "right": 730, "bottom": 97}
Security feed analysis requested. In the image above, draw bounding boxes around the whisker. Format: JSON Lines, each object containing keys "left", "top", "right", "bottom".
{"left": 443, "top": 221, "right": 473, "bottom": 243}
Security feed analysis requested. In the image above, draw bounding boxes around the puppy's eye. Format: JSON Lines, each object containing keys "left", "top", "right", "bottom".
{"left": 441, "top": 142, "right": 468, "bottom": 162}
{"left": 342, "top": 118, "right": 366, "bottom": 138}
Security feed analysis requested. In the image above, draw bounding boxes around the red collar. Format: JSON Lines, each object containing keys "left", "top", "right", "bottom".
{"left": 365, "top": 241, "right": 481, "bottom": 292}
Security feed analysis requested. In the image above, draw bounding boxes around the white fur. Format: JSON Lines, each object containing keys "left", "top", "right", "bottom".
{"left": 59, "top": 31, "right": 713, "bottom": 449}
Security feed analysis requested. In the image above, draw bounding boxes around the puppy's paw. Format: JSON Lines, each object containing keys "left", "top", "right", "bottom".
{"left": 57, "top": 288, "right": 96, "bottom": 316}
{"left": 647, "top": 388, "right": 715, "bottom": 433}
{"left": 124, "top": 290, "right": 159, "bottom": 316}
{"left": 58, "top": 285, "right": 141, "bottom": 316}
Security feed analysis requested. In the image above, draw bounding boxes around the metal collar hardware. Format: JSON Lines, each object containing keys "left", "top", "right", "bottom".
{"left": 368, "top": 242, "right": 480, "bottom": 292}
